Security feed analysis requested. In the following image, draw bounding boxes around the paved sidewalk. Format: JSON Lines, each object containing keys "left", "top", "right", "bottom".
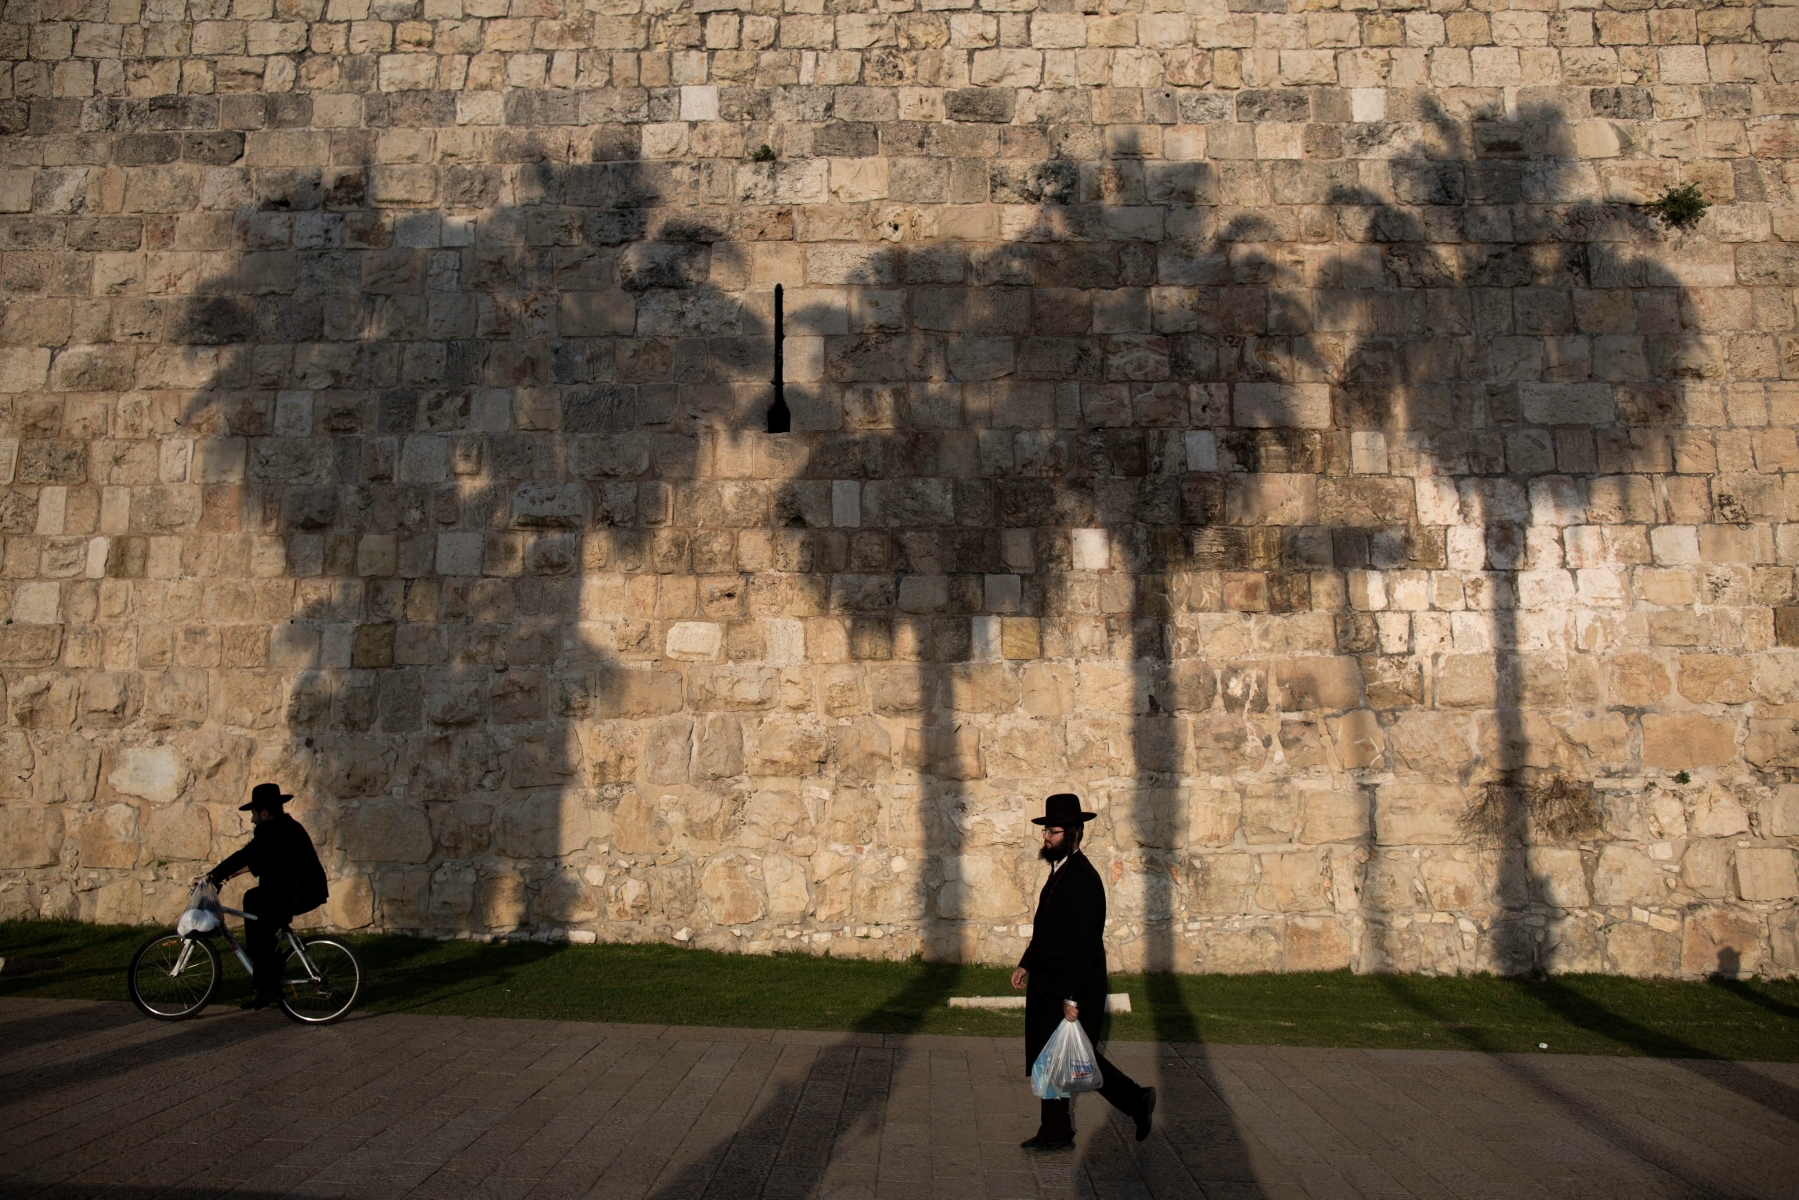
{"left": 2, "top": 997, "right": 1796, "bottom": 1199}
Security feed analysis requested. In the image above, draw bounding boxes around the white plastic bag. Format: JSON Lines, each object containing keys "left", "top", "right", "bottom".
{"left": 176, "top": 880, "right": 222, "bottom": 937}
{"left": 1031, "top": 1017, "right": 1104, "bottom": 1099}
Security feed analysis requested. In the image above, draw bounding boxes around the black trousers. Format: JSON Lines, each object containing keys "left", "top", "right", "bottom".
{"left": 1036, "top": 1048, "right": 1145, "bottom": 1139}
{"left": 242, "top": 887, "right": 292, "bottom": 998}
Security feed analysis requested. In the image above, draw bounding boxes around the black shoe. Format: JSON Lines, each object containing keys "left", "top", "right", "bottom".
{"left": 1020, "top": 1134, "right": 1074, "bottom": 1152}
{"left": 1134, "top": 1088, "right": 1156, "bottom": 1142}
{"left": 240, "top": 992, "right": 277, "bottom": 1011}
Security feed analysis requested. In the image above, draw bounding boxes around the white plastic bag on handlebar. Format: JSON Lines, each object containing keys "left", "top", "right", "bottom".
{"left": 177, "top": 880, "right": 222, "bottom": 936}
{"left": 1030, "top": 1017, "right": 1103, "bottom": 1100}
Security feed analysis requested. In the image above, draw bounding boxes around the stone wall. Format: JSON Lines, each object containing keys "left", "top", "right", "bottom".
{"left": 1, "top": 0, "right": 1797, "bottom": 979}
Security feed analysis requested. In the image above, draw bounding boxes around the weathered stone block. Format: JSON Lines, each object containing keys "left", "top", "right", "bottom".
{"left": 1372, "top": 782, "right": 1464, "bottom": 845}
{"left": 1737, "top": 847, "right": 1799, "bottom": 901}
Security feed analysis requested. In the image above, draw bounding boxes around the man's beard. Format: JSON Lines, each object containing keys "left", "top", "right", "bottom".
{"left": 1039, "top": 841, "right": 1073, "bottom": 864}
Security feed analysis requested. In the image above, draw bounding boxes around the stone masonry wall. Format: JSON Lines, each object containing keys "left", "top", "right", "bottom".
{"left": 1, "top": 0, "right": 1797, "bottom": 979}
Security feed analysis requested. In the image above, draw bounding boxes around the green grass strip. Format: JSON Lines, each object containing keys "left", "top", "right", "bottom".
{"left": 6, "top": 919, "right": 1797, "bottom": 1060}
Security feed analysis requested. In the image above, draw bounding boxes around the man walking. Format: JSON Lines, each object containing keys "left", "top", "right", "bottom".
{"left": 1011, "top": 793, "right": 1155, "bottom": 1150}
{"left": 205, "top": 783, "right": 329, "bottom": 1010}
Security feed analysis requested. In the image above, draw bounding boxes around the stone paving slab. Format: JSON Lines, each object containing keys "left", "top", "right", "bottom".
{"left": 1, "top": 998, "right": 1795, "bottom": 1200}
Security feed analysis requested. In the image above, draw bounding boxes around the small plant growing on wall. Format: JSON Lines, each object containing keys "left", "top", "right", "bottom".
{"left": 750, "top": 144, "right": 776, "bottom": 162}
{"left": 1642, "top": 183, "right": 1708, "bottom": 231}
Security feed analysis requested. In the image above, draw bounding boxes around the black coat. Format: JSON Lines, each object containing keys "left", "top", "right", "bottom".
{"left": 1018, "top": 850, "right": 1109, "bottom": 1074}
{"left": 211, "top": 813, "right": 328, "bottom": 915}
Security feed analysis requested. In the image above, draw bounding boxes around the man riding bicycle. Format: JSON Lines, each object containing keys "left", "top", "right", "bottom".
{"left": 202, "top": 783, "right": 329, "bottom": 1010}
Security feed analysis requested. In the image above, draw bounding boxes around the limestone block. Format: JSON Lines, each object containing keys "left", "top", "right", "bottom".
{"left": 0, "top": 732, "right": 31, "bottom": 801}
{"left": 325, "top": 874, "right": 375, "bottom": 930}
{"left": 1385, "top": 712, "right": 1470, "bottom": 780}
{"left": 666, "top": 621, "right": 724, "bottom": 662}
{"left": 1187, "top": 854, "right": 1256, "bottom": 915}
{"left": 1225, "top": 474, "right": 1317, "bottom": 526}
{"left": 11, "top": 676, "right": 77, "bottom": 729}
{"left": 93, "top": 879, "right": 144, "bottom": 926}
{"left": 534, "top": 870, "right": 600, "bottom": 925}
{"left": 1681, "top": 907, "right": 1763, "bottom": 977}
{"left": 764, "top": 852, "right": 810, "bottom": 918}
{"left": 1641, "top": 715, "right": 1736, "bottom": 771}
{"left": 1254, "top": 852, "right": 1329, "bottom": 913}
{"left": 373, "top": 868, "right": 430, "bottom": 929}
{"left": 476, "top": 871, "right": 527, "bottom": 931}
{"left": 1203, "top": 923, "right": 1284, "bottom": 974}
{"left": 1737, "top": 848, "right": 1799, "bottom": 901}
{"left": 688, "top": 666, "right": 778, "bottom": 712}
{"left": 835, "top": 720, "right": 894, "bottom": 784}
{"left": 644, "top": 718, "right": 693, "bottom": 785}
{"left": 1679, "top": 840, "right": 1732, "bottom": 899}
{"left": 1328, "top": 710, "right": 1384, "bottom": 771}
{"left": 32, "top": 734, "right": 100, "bottom": 807}
{"left": 1564, "top": 715, "right": 1629, "bottom": 769}
{"left": 1772, "top": 787, "right": 1799, "bottom": 837}
{"left": 667, "top": 786, "right": 743, "bottom": 854}
{"left": 855, "top": 857, "right": 919, "bottom": 925}
{"left": 1542, "top": 915, "right": 1604, "bottom": 975}
{"left": 143, "top": 803, "right": 212, "bottom": 862}
{"left": 500, "top": 792, "right": 590, "bottom": 859}
{"left": 0, "top": 806, "right": 63, "bottom": 868}
{"left": 1690, "top": 790, "right": 1750, "bottom": 837}
{"left": 1420, "top": 856, "right": 1480, "bottom": 910}
{"left": 1605, "top": 921, "right": 1679, "bottom": 976}
{"left": 1434, "top": 655, "right": 1497, "bottom": 708}
{"left": 984, "top": 718, "right": 1064, "bottom": 781}
{"left": 612, "top": 790, "right": 673, "bottom": 856}
{"left": 1745, "top": 719, "right": 1799, "bottom": 769}
{"left": 1110, "top": 856, "right": 1177, "bottom": 920}
{"left": 753, "top": 720, "right": 828, "bottom": 776}
{"left": 1592, "top": 845, "right": 1667, "bottom": 907}
{"left": 77, "top": 802, "right": 139, "bottom": 869}
{"left": 1372, "top": 781, "right": 1463, "bottom": 845}
{"left": 1295, "top": 784, "right": 1360, "bottom": 849}
{"left": 692, "top": 714, "right": 744, "bottom": 781}
{"left": 940, "top": 854, "right": 1026, "bottom": 921}
{"left": 908, "top": 725, "right": 982, "bottom": 781}
{"left": 1241, "top": 785, "right": 1298, "bottom": 844}
{"left": 1678, "top": 654, "right": 1754, "bottom": 704}
{"left": 1282, "top": 917, "right": 1352, "bottom": 972}
{"left": 1190, "top": 715, "right": 1266, "bottom": 774}
{"left": 1186, "top": 789, "right": 1240, "bottom": 847}
{"left": 1020, "top": 663, "right": 1075, "bottom": 719}
{"left": 1274, "top": 656, "right": 1363, "bottom": 713}
{"left": 1362, "top": 852, "right": 1422, "bottom": 913}
{"left": 107, "top": 746, "right": 187, "bottom": 804}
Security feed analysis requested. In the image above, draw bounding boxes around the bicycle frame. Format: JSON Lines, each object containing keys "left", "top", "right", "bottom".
{"left": 167, "top": 907, "right": 323, "bottom": 985}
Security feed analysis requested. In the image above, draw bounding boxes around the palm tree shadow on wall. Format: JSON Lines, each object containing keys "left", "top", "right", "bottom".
{"left": 168, "top": 118, "right": 787, "bottom": 949}
{"left": 1099, "top": 91, "right": 1762, "bottom": 1193}
{"left": 1317, "top": 98, "right": 1799, "bottom": 1189}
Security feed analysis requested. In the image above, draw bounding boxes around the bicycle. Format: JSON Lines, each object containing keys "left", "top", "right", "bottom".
{"left": 128, "top": 901, "right": 361, "bottom": 1025}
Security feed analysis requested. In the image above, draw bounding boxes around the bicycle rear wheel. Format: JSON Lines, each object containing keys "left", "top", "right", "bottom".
{"left": 278, "top": 937, "right": 361, "bottom": 1024}
{"left": 129, "top": 933, "right": 219, "bottom": 1020}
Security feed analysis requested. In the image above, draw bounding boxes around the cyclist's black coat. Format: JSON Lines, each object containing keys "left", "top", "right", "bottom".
{"left": 211, "top": 813, "right": 328, "bottom": 913}
{"left": 1017, "top": 850, "right": 1109, "bottom": 1074}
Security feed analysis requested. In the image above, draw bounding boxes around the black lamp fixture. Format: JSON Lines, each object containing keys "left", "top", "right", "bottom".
{"left": 766, "top": 283, "right": 790, "bottom": 434}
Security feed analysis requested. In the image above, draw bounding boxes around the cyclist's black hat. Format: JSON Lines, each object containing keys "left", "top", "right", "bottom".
{"left": 241, "top": 782, "right": 292, "bottom": 812}
{"left": 1032, "top": 793, "right": 1096, "bottom": 826}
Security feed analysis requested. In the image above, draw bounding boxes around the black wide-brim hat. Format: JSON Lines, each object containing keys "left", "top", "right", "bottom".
{"left": 1032, "top": 793, "right": 1097, "bottom": 826}
{"left": 240, "top": 782, "right": 292, "bottom": 812}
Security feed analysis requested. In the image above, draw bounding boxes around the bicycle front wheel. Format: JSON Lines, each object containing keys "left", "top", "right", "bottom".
{"left": 129, "top": 933, "right": 219, "bottom": 1020}
{"left": 278, "top": 938, "right": 361, "bottom": 1024}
